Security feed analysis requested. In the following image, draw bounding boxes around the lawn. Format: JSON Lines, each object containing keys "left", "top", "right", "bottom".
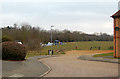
{"left": 26, "top": 41, "right": 113, "bottom": 58}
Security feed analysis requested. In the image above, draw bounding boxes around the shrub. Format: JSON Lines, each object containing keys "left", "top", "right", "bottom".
{"left": 2, "top": 35, "right": 13, "bottom": 42}
{"left": 2, "top": 42, "right": 27, "bottom": 60}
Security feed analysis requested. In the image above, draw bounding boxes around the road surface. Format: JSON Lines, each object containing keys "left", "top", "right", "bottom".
{"left": 39, "top": 50, "right": 118, "bottom": 77}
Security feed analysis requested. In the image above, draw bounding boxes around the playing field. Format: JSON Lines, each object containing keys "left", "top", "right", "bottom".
{"left": 59, "top": 41, "right": 113, "bottom": 50}
{"left": 26, "top": 41, "right": 113, "bottom": 58}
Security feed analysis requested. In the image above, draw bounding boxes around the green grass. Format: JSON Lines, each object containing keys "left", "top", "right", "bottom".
{"left": 63, "top": 41, "right": 113, "bottom": 50}
{"left": 93, "top": 52, "right": 113, "bottom": 57}
{"left": 93, "top": 52, "right": 120, "bottom": 59}
{"left": 26, "top": 41, "right": 113, "bottom": 58}
{"left": 26, "top": 51, "right": 47, "bottom": 58}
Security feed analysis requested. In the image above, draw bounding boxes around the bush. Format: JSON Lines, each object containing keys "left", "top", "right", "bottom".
{"left": 2, "top": 35, "right": 13, "bottom": 42}
{"left": 2, "top": 42, "right": 27, "bottom": 60}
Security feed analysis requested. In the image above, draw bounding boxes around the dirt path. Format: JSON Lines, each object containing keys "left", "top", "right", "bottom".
{"left": 39, "top": 50, "right": 118, "bottom": 77}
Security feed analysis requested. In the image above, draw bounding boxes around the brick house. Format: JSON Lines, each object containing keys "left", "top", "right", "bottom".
{"left": 111, "top": 10, "right": 120, "bottom": 58}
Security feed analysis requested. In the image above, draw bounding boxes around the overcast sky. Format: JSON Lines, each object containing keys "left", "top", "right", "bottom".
{"left": 0, "top": 0, "right": 120, "bottom": 34}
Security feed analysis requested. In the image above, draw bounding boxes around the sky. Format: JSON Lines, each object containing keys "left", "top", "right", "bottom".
{"left": 0, "top": 0, "right": 120, "bottom": 34}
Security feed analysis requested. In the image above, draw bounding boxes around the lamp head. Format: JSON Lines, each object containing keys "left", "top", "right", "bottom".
{"left": 51, "top": 25, "right": 54, "bottom": 27}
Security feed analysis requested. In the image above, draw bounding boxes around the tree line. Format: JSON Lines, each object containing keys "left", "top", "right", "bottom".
{"left": 1, "top": 23, "right": 113, "bottom": 50}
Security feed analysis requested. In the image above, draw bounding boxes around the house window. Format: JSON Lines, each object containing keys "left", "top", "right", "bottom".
{"left": 115, "top": 27, "right": 119, "bottom": 31}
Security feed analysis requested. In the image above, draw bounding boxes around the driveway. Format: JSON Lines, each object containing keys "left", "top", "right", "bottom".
{"left": 39, "top": 50, "right": 118, "bottom": 77}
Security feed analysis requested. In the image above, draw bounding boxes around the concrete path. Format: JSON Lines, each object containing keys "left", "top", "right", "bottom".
{"left": 39, "top": 50, "right": 118, "bottom": 77}
{"left": 2, "top": 56, "right": 51, "bottom": 78}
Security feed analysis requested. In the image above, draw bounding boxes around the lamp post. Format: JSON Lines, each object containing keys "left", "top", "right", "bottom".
{"left": 118, "top": 1, "right": 120, "bottom": 10}
{"left": 51, "top": 25, "right": 54, "bottom": 55}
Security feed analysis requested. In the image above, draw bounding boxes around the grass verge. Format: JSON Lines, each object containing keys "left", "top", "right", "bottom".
{"left": 93, "top": 52, "right": 120, "bottom": 59}
{"left": 93, "top": 52, "right": 113, "bottom": 57}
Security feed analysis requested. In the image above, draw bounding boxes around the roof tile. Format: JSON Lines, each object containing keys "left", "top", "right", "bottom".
{"left": 111, "top": 10, "right": 120, "bottom": 18}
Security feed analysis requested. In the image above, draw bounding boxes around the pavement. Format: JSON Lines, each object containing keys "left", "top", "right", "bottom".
{"left": 2, "top": 56, "right": 52, "bottom": 79}
{"left": 39, "top": 50, "right": 118, "bottom": 77}
{"left": 78, "top": 54, "right": 120, "bottom": 64}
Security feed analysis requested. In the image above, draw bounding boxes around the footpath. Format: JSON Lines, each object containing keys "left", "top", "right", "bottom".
{"left": 2, "top": 56, "right": 52, "bottom": 79}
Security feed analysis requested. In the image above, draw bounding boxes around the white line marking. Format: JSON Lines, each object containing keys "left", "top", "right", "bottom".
{"left": 9, "top": 74, "right": 24, "bottom": 77}
{"left": 40, "top": 62, "right": 52, "bottom": 77}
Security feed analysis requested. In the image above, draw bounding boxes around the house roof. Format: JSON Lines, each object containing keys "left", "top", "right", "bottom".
{"left": 111, "top": 10, "right": 120, "bottom": 18}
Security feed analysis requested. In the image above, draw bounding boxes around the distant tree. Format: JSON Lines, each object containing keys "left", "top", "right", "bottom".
{"left": 1, "top": 23, "right": 113, "bottom": 51}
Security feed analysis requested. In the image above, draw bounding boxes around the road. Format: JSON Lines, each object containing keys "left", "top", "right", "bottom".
{"left": 39, "top": 50, "right": 118, "bottom": 77}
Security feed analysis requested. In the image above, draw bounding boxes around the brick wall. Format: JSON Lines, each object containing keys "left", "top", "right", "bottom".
{"left": 114, "top": 17, "right": 120, "bottom": 58}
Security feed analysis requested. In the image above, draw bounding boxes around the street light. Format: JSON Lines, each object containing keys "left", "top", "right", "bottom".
{"left": 51, "top": 25, "right": 54, "bottom": 55}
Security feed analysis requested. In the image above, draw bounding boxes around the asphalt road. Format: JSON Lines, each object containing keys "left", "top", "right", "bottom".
{"left": 40, "top": 50, "right": 118, "bottom": 77}
{"left": 2, "top": 56, "right": 50, "bottom": 78}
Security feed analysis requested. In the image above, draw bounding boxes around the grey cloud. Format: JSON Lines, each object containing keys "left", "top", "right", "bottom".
{"left": 1, "top": 2, "right": 118, "bottom": 34}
